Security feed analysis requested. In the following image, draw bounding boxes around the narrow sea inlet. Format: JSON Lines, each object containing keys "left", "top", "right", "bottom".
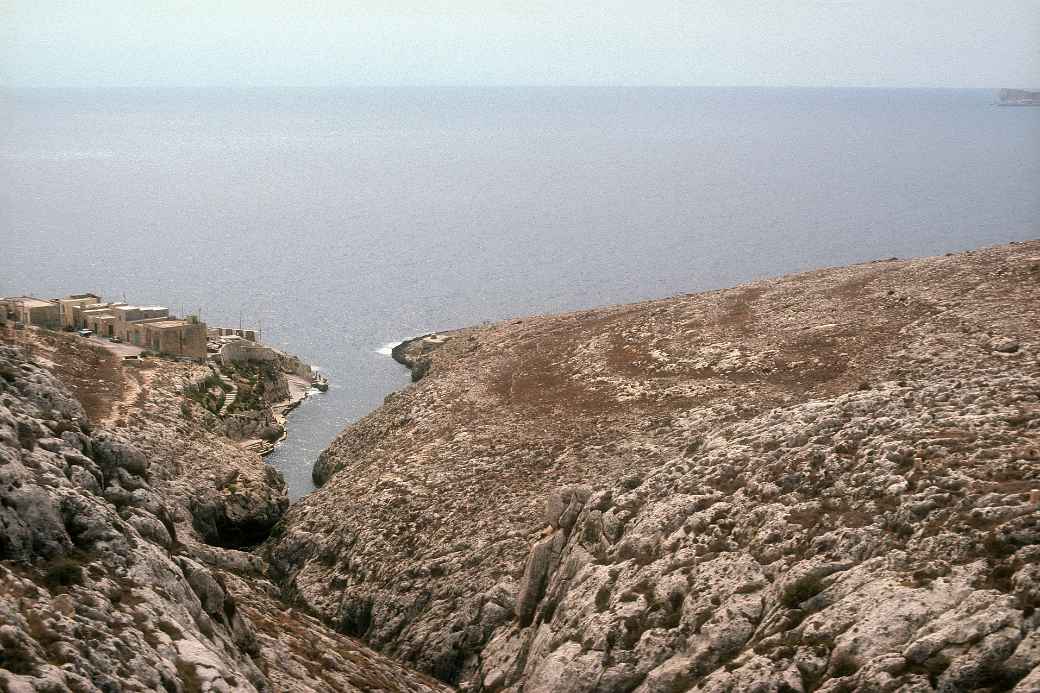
{"left": 3, "top": 87, "right": 1038, "bottom": 498}
{"left": 3, "top": 4, "right": 1040, "bottom": 688}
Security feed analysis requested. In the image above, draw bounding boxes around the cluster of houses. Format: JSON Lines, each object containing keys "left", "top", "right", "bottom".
{"left": 0, "top": 292, "right": 208, "bottom": 360}
{"left": 2, "top": 292, "right": 328, "bottom": 399}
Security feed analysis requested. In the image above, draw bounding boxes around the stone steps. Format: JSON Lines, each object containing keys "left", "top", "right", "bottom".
{"left": 216, "top": 373, "right": 237, "bottom": 416}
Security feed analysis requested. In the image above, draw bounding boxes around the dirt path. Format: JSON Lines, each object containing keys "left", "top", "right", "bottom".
{"left": 0, "top": 329, "right": 161, "bottom": 425}
{"left": 102, "top": 363, "right": 161, "bottom": 426}
{"left": 84, "top": 334, "right": 144, "bottom": 358}
{"left": 17, "top": 331, "right": 126, "bottom": 421}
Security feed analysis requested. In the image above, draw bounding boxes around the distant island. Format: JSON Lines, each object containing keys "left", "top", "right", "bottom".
{"left": 997, "top": 88, "right": 1040, "bottom": 106}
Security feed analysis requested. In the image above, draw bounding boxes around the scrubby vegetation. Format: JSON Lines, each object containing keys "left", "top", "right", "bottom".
{"left": 182, "top": 372, "right": 230, "bottom": 415}
{"left": 218, "top": 361, "right": 280, "bottom": 415}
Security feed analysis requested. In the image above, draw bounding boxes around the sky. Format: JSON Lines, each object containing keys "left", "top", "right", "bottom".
{"left": 2, "top": 1, "right": 1038, "bottom": 88}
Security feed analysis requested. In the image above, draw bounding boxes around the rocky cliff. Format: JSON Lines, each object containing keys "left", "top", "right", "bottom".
{"left": 271, "top": 241, "right": 1040, "bottom": 692}
{"left": 389, "top": 333, "right": 459, "bottom": 385}
{"left": 0, "top": 335, "right": 451, "bottom": 692}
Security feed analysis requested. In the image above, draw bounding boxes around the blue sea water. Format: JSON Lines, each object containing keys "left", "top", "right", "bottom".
{"left": 2, "top": 87, "right": 1037, "bottom": 498}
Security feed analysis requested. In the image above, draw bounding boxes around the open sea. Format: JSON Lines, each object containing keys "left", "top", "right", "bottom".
{"left": 2, "top": 87, "right": 1038, "bottom": 498}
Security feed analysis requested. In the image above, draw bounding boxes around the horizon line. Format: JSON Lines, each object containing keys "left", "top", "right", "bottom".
{"left": 0, "top": 83, "right": 1021, "bottom": 91}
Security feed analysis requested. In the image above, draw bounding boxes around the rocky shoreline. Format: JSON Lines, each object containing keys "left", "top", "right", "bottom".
{"left": 278, "top": 240, "right": 1040, "bottom": 692}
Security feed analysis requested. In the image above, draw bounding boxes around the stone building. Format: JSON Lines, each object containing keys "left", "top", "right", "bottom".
{"left": 0, "top": 297, "right": 60, "bottom": 329}
{"left": 80, "top": 304, "right": 123, "bottom": 337}
{"left": 85, "top": 312, "right": 117, "bottom": 337}
{"left": 112, "top": 305, "right": 169, "bottom": 340}
{"left": 78, "top": 301, "right": 122, "bottom": 335}
{"left": 127, "top": 318, "right": 207, "bottom": 359}
{"left": 57, "top": 293, "right": 102, "bottom": 329}
{"left": 6, "top": 289, "right": 208, "bottom": 360}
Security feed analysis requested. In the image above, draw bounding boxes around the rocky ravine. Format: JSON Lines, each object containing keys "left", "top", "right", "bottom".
{"left": 0, "top": 334, "right": 451, "bottom": 692}
{"left": 273, "top": 241, "right": 1040, "bottom": 692}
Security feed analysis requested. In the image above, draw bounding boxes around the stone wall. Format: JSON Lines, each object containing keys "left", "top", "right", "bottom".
{"left": 219, "top": 341, "right": 313, "bottom": 380}
{"left": 210, "top": 327, "right": 258, "bottom": 342}
{"left": 220, "top": 340, "right": 279, "bottom": 366}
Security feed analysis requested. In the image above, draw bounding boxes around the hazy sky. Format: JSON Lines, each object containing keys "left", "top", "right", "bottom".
{"left": 2, "top": 1, "right": 1038, "bottom": 88}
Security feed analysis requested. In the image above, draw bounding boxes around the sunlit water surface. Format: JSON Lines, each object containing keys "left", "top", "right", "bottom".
{"left": 2, "top": 87, "right": 1037, "bottom": 497}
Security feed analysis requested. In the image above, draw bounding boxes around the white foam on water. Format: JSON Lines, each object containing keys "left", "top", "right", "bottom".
{"left": 375, "top": 341, "right": 401, "bottom": 356}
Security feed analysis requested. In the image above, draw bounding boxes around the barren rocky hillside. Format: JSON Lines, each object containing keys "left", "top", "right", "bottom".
{"left": 271, "top": 241, "right": 1040, "bottom": 692}
{"left": 0, "top": 336, "right": 451, "bottom": 692}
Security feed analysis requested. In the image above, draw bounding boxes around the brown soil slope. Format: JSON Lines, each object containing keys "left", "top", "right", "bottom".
{"left": 273, "top": 241, "right": 1040, "bottom": 692}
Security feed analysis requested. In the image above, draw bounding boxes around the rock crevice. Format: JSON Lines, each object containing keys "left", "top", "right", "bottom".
{"left": 0, "top": 338, "right": 452, "bottom": 692}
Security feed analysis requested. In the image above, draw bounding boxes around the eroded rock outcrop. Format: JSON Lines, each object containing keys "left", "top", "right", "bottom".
{"left": 478, "top": 373, "right": 1040, "bottom": 692}
{"left": 0, "top": 342, "right": 451, "bottom": 692}
{"left": 271, "top": 241, "right": 1040, "bottom": 691}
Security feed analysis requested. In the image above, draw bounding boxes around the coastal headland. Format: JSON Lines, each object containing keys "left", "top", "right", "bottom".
{"left": 283, "top": 240, "right": 1040, "bottom": 692}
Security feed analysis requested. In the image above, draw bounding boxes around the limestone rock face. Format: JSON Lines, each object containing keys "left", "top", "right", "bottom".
{"left": 271, "top": 241, "right": 1040, "bottom": 691}
{"left": 223, "top": 408, "right": 285, "bottom": 445}
{"left": 0, "top": 343, "right": 451, "bottom": 692}
{"left": 478, "top": 374, "right": 1040, "bottom": 692}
